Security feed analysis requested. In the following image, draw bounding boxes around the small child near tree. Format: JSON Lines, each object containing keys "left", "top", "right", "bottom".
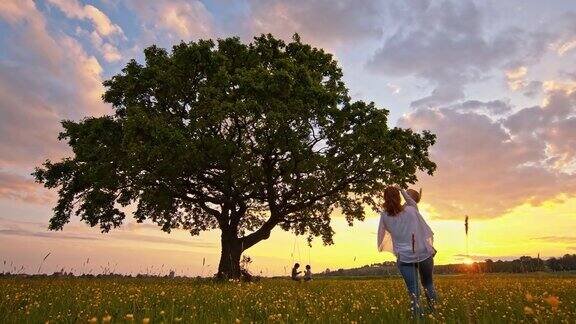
{"left": 405, "top": 188, "right": 422, "bottom": 206}
{"left": 304, "top": 265, "right": 312, "bottom": 281}
{"left": 401, "top": 186, "right": 437, "bottom": 258}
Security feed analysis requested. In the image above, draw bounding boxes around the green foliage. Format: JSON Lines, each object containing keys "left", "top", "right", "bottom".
{"left": 34, "top": 34, "right": 435, "bottom": 250}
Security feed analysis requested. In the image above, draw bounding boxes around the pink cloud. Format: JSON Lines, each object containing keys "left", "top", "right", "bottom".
{"left": 244, "top": 0, "right": 383, "bottom": 49}
{"left": 400, "top": 87, "right": 576, "bottom": 219}
{"left": 88, "top": 31, "right": 122, "bottom": 62}
{"left": 46, "top": 0, "right": 123, "bottom": 37}
{"left": 0, "top": 0, "right": 110, "bottom": 191}
{"left": 0, "top": 0, "right": 63, "bottom": 68}
{"left": 127, "top": 0, "right": 214, "bottom": 41}
{"left": 47, "top": 0, "right": 124, "bottom": 63}
{"left": 0, "top": 171, "right": 53, "bottom": 204}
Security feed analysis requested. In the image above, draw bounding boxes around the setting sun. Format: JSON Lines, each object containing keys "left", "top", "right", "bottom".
{"left": 462, "top": 258, "right": 474, "bottom": 265}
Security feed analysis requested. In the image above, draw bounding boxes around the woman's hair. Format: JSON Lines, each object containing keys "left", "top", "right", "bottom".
{"left": 383, "top": 186, "right": 403, "bottom": 216}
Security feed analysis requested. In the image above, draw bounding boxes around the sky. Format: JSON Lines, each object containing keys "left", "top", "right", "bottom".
{"left": 1, "top": 0, "right": 576, "bottom": 277}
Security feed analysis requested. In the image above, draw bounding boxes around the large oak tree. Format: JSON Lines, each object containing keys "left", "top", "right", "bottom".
{"left": 34, "top": 34, "right": 436, "bottom": 279}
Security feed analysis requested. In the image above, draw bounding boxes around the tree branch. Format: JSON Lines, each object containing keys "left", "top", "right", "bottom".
{"left": 240, "top": 214, "right": 280, "bottom": 250}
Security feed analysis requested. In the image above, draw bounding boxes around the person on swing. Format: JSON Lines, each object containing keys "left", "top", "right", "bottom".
{"left": 377, "top": 186, "right": 437, "bottom": 316}
{"left": 303, "top": 265, "right": 312, "bottom": 281}
{"left": 291, "top": 263, "right": 302, "bottom": 281}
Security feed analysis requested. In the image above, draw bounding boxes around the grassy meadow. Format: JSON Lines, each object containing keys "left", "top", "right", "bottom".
{"left": 1, "top": 273, "right": 574, "bottom": 323}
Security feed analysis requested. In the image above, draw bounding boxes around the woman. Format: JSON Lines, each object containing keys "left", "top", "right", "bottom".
{"left": 377, "top": 186, "right": 437, "bottom": 315}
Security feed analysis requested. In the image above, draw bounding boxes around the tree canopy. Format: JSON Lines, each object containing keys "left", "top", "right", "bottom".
{"left": 34, "top": 34, "right": 436, "bottom": 278}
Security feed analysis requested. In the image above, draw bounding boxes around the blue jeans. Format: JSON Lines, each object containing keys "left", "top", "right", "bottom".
{"left": 397, "top": 256, "right": 437, "bottom": 315}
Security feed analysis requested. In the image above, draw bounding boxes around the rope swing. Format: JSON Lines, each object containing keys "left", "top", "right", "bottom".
{"left": 290, "top": 235, "right": 313, "bottom": 266}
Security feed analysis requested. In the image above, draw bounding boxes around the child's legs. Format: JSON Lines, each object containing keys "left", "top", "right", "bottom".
{"left": 418, "top": 257, "right": 437, "bottom": 309}
{"left": 398, "top": 262, "right": 421, "bottom": 314}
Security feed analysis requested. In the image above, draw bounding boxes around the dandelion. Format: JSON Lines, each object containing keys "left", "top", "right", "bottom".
{"left": 525, "top": 292, "right": 533, "bottom": 302}
{"left": 142, "top": 318, "right": 150, "bottom": 324}
{"left": 125, "top": 314, "right": 134, "bottom": 321}
{"left": 88, "top": 317, "right": 98, "bottom": 324}
{"left": 524, "top": 306, "right": 534, "bottom": 315}
{"left": 102, "top": 315, "right": 112, "bottom": 323}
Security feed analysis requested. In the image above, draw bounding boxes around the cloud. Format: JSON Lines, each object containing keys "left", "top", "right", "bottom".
{"left": 0, "top": 0, "right": 108, "bottom": 177}
{"left": 447, "top": 99, "right": 512, "bottom": 116}
{"left": 0, "top": 228, "right": 94, "bottom": 241}
{"left": 0, "top": 38, "right": 106, "bottom": 167}
{"left": 367, "top": 0, "right": 550, "bottom": 108}
{"left": 554, "top": 39, "right": 576, "bottom": 56}
{"left": 386, "top": 83, "right": 401, "bottom": 95}
{"left": 505, "top": 87, "right": 576, "bottom": 172}
{"left": 0, "top": 0, "right": 63, "bottom": 66}
{"left": 522, "top": 81, "right": 543, "bottom": 98}
{"left": 0, "top": 219, "right": 216, "bottom": 248}
{"left": 532, "top": 236, "right": 576, "bottom": 243}
{"left": 549, "top": 12, "right": 576, "bottom": 57}
{"left": 542, "top": 80, "right": 576, "bottom": 97}
{"left": 47, "top": 0, "right": 124, "bottom": 63}
{"left": 127, "top": 0, "right": 214, "bottom": 41}
{"left": 504, "top": 66, "right": 553, "bottom": 98}
{"left": 505, "top": 66, "right": 528, "bottom": 91}
{"left": 46, "top": 0, "right": 123, "bottom": 37}
{"left": 453, "top": 254, "right": 490, "bottom": 262}
{"left": 0, "top": 69, "right": 66, "bottom": 167}
{"left": 399, "top": 86, "right": 576, "bottom": 219}
{"left": 0, "top": 171, "right": 53, "bottom": 204}
{"left": 87, "top": 30, "right": 122, "bottom": 62}
{"left": 244, "top": 0, "right": 383, "bottom": 47}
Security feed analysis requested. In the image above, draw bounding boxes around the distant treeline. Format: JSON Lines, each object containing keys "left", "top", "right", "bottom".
{"left": 320, "top": 254, "right": 576, "bottom": 277}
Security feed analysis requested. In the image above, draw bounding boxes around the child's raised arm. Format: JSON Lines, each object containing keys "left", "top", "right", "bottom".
{"left": 401, "top": 189, "right": 418, "bottom": 208}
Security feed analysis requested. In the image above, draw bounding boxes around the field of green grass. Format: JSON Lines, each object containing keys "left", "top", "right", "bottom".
{"left": 1, "top": 273, "right": 574, "bottom": 323}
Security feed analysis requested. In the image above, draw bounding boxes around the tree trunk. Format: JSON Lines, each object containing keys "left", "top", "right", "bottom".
{"left": 216, "top": 213, "right": 276, "bottom": 280}
{"left": 216, "top": 230, "right": 242, "bottom": 279}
